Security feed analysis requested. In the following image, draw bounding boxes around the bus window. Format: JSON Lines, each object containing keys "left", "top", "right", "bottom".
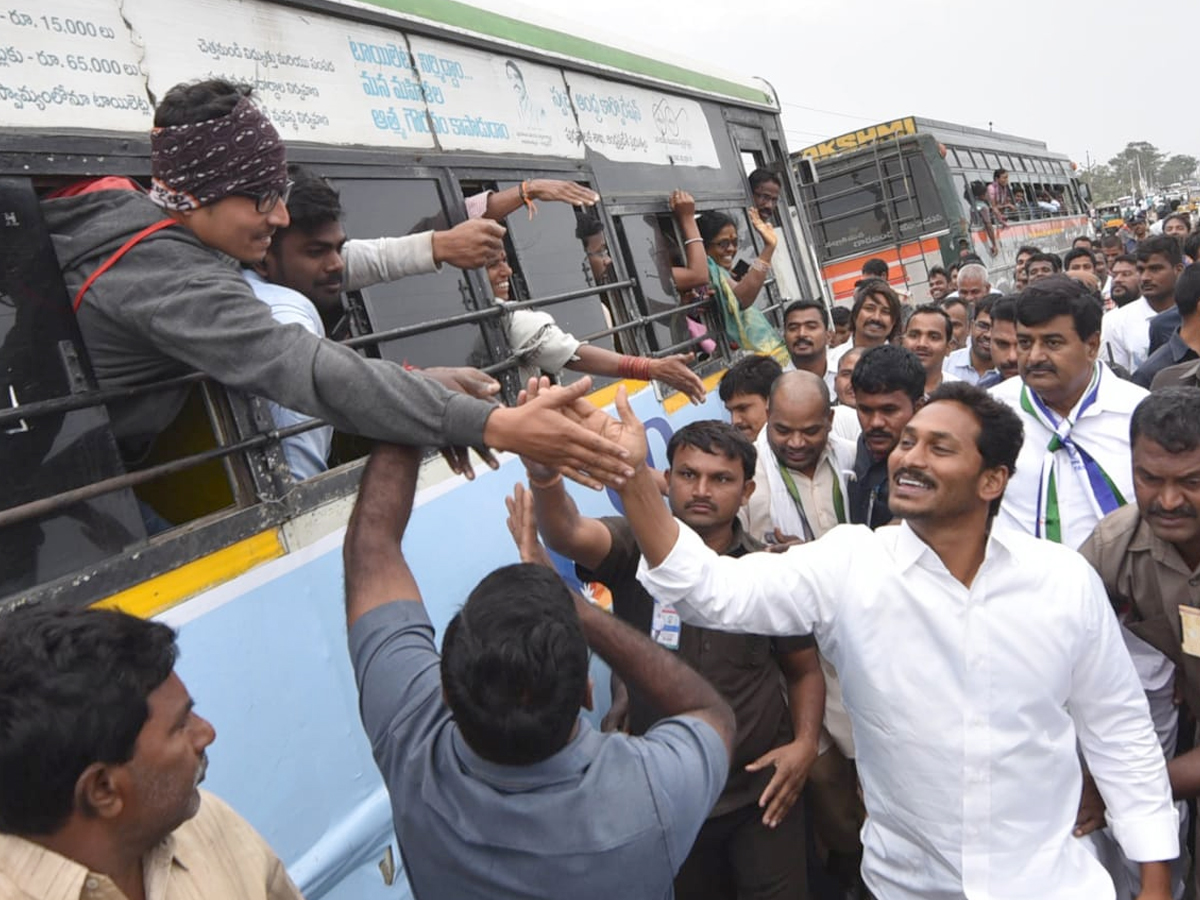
{"left": 497, "top": 180, "right": 618, "bottom": 363}
{"left": 336, "top": 178, "right": 487, "bottom": 371}
{"left": 806, "top": 170, "right": 891, "bottom": 261}
{"left": 983, "top": 152, "right": 1000, "bottom": 170}
{"left": 999, "top": 154, "right": 1013, "bottom": 170}
{"left": 946, "top": 147, "right": 963, "bottom": 168}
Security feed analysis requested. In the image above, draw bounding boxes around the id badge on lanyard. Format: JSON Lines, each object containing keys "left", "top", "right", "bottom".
{"left": 651, "top": 603, "right": 681, "bottom": 650}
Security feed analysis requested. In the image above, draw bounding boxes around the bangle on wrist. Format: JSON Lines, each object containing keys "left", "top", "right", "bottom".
{"left": 683, "top": 237, "right": 703, "bottom": 246}
{"left": 617, "top": 355, "right": 653, "bottom": 381}
{"left": 750, "top": 257, "right": 771, "bottom": 274}
{"left": 528, "top": 472, "right": 563, "bottom": 489}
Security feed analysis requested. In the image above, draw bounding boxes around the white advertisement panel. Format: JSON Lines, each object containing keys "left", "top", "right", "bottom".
{"left": 565, "top": 72, "right": 720, "bottom": 168}
{"left": 404, "top": 35, "right": 582, "bottom": 158}
{"left": 0, "top": 0, "right": 153, "bottom": 131}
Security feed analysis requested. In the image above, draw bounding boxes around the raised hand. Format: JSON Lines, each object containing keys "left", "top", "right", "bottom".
{"left": 483, "top": 377, "right": 634, "bottom": 490}
{"left": 431, "top": 218, "right": 506, "bottom": 269}
{"left": 668, "top": 189, "right": 695, "bottom": 218}
{"left": 504, "top": 482, "right": 554, "bottom": 569}
{"left": 559, "top": 384, "right": 650, "bottom": 473}
{"left": 648, "top": 353, "right": 706, "bottom": 404}
{"left": 530, "top": 179, "right": 601, "bottom": 207}
{"left": 747, "top": 207, "right": 778, "bottom": 249}
{"left": 421, "top": 366, "right": 501, "bottom": 480}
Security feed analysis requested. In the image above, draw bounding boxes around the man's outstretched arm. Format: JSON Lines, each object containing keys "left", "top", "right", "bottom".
{"left": 344, "top": 443, "right": 423, "bottom": 628}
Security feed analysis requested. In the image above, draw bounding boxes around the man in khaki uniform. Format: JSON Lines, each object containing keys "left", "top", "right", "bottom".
{"left": 1079, "top": 387, "right": 1200, "bottom": 895}
{"left": 0, "top": 606, "right": 303, "bottom": 900}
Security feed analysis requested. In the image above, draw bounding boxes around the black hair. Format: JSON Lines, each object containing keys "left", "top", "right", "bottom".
{"left": 1186, "top": 233, "right": 1200, "bottom": 265}
{"left": 718, "top": 354, "right": 782, "bottom": 403}
{"left": 1072, "top": 235, "right": 1094, "bottom": 248}
{"left": 925, "top": 381, "right": 1024, "bottom": 516}
{"left": 1100, "top": 235, "right": 1123, "bottom": 249}
{"left": 990, "top": 297, "right": 1017, "bottom": 324}
{"left": 1112, "top": 253, "right": 1138, "bottom": 268}
{"left": 1062, "top": 247, "right": 1097, "bottom": 270}
{"left": 928, "top": 265, "right": 948, "bottom": 280}
{"left": 154, "top": 78, "right": 252, "bottom": 127}
{"left": 697, "top": 210, "right": 737, "bottom": 246}
{"left": 993, "top": 168, "right": 1006, "bottom": 181}
{"left": 667, "top": 419, "right": 756, "bottom": 481}
{"left": 574, "top": 209, "right": 605, "bottom": 241}
{"left": 959, "top": 254, "right": 984, "bottom": 267}
{"left": 1131, "top": 387, "right": 1200, "bottom": 453}
{"left": 906, "top": 304, "right": 952, "bottom": 341}
{"left": 1174, "top": 264, "right": 1200, "bottom": 319}
{"left": 831, "top": 306, "right": 851, "bottom": 327}
{"left": 783, "top": 298, "right": 830, "bottom": 329}
{"left": 850, "top": 344, "right": 925, "bottom": 403}
{"left": 0, "top": 606, "right": 178, "bottom": 835}
{"left": 1016, "top": 245, "right": 1042, "bottom": 259}
{"left": 861, "top": 258, "right": 889, "bottom": 278}
{"left": 441, "top": 564, "right": 588, "bottom": 765}
{"left": 1015, "top": 274, "right": 1102, "bottom": 340}
{"left": 1163, "top": 212, "right": 1191, "bottom": 234}
{"left": 748, "top": 169, "right": 782, "bottom": 191}
{"left": 1026, "top": 251, "right": 1062, "bottom": 273}
{"left": 1136, "top": 235, "right": 1183, "bottom": 268}
{"left": 941, "top": 296, "right": 971, "bottom": 318}
{"left": 275, "top": 165, "right": 342, "bottom": 240}
{"left": 970, "top": 181, "right": 988, "bottom": 200}
{"left": 974, "top": 295, "right": 997, "bottom": 319}
{"left": 948, "top": 262, "right": 961, "bottom": 276}
{"left": 850, "top": 278, "right": 902, "bottom": 340}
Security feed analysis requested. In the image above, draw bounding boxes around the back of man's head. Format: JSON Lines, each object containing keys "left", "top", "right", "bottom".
{"left": 0, "top": 607, "right": 177, "bottom": 835}
{"left": 441, "top": 564, "right": 588, "bottom": 766}
{"left": 850, "top": 344, "right": 925, "bottom": 404}
{"left": 1175, "top": 264, "right": 1200, "bottom": 320}
{"left": 718, "top": 355, "right": 782, "bottom": 403}
{"left": 861, "top": 258, "right": 889, "bottom": 279}
{"left": 1016, "top": 274, "right": 1103, "bottom": 341}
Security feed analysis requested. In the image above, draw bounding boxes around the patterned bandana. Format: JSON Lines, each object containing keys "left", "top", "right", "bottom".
{"left": 148, "top": 96, "right": 287, "bottom": 211}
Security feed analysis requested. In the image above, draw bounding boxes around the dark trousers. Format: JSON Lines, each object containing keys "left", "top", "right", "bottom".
{"left": 806, "top": 746, "right": 866, "bottom": 895}
{"left": 674, "top": 798, "right": 808, "bottom": 900}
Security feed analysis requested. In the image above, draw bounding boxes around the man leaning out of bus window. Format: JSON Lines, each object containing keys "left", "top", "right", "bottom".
{"left": 0, "top": 604, "right": 305, "bottom": 900}
{"left": 39, "top": 78, "right": 634, "bottom": 492}
{"left": 342, "top": 440, "right": 735, "bottom": 900}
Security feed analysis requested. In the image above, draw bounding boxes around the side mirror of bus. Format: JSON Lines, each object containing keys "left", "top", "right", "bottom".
{"left": 795, "top": 157, "right": 819, "bottom": 187}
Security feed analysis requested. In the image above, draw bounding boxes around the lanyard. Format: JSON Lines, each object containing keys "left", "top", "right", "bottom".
{"left": 778, "top": 455, "right": 847, "bottom": 542}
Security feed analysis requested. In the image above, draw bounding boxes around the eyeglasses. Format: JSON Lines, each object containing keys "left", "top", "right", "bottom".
{"left": 240, "top": 180, "right": 294, "bottom": 213}
{"left": 709, "top": 238, "right": 738, "bottom": 251}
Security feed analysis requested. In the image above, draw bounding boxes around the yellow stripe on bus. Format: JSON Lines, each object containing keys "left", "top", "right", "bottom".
{"left": 663, "top": 370, "right": 725, "bottom": 414}
{"left": 94, "top": 529, "right": 285, "bottom": 619}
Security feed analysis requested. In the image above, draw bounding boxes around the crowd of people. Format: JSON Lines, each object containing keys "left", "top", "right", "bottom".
{"left": 4, "top": 75, "right": 1200, "bottom": 900}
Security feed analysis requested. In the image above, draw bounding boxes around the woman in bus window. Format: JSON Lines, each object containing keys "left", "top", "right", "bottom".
{"left": 692, "top": 208, "right": 784, "bottom": 357}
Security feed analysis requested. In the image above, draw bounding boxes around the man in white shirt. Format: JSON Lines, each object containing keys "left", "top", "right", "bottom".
{"left": 740, "top": 371, "right": 855, "bottom": 545}
{"left": 991, "top": 274, "right": 1183, "bottom": 899}
{"left": 902, "top": 305, "right": 959, "bottom": 399}
{"left": 943, "top": 296, "right": 997, "bottom": 384}
{"left": 1100, "top": 239, "right": 1183, "bottom": 373}
{"left": 573, "top": 379, "right": 1178, "bottom": 900}
{"left": 780, "top": 299, "right": 838, "bottom": 392}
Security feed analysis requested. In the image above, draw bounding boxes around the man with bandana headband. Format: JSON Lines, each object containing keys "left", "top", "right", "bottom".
{"left": 39, "top": 79, "right": 631, "bottom": 489}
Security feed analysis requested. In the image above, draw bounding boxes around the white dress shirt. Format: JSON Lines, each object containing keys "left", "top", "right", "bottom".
{"left": 637, "top": 521, "right": 1178, "bottom": 900}
{"left": 1101, "top": 298, "right": 1160, "bottom": 373}
{"left": 991, "top": 367, "right": 1148, "bottom": 552}
{"left": 781, "top": 354, "right": 838, "bottom": 393}
{"left": 943, "top": 345, "right": 992, "bottom": 385}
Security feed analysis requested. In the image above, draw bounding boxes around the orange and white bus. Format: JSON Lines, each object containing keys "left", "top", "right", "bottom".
{"left": 793, "top": 116, "right": 1092, "bottom": 303}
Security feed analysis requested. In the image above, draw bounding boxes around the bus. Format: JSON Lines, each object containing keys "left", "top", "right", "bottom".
{"left": 0, "top": 1, "right": 822, "bottom": 897}
{"left": 793, "top": 116, "right": 1092, "bottom": 303}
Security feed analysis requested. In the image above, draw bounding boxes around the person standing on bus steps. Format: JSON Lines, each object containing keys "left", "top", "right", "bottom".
{"left": 521, "top": 413, "right": 821, "bottom": 900}
{"left": 39, "top": 78, "right": 634, "bottom": 491}
{"left": 342, "top": 440, "right": 735, "bottom": 900}
{"left": 968, "top": 182, "right": 999, "bottom": 255}
{"left": 0, "top": 605, "right": 306, "bottom": 900}
{"left": 987, "top": 168, "right": 1016, "bottom": 226}
{"left": 570, "top": 379, "right": 1178, "bottom": 900}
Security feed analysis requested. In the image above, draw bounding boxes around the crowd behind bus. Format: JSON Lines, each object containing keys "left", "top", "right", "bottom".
{"left": 4, "top": 77, "right": 1200, "bottom": 900}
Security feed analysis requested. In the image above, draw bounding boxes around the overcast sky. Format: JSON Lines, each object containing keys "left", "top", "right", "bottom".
{"left": 466, "top": 0, "right": 1193, "bottom": 170}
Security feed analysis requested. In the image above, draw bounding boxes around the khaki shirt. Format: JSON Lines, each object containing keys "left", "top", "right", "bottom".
{"left": 0, "top": 791, "right": 303, "bottom": 900}
{"left": 1079, "top": 504, "right": 1200, "bottom": 716}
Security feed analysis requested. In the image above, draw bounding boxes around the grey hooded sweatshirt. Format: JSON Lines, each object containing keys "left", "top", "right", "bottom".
{"left": 41, "top": 190, "right": 492, "bottom": 463}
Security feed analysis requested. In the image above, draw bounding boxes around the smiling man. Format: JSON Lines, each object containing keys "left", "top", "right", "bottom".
{"left": 944, "top": 296, "right": 996, "bottom": 384}
{"left": 0, "top": 606, "right": 303, "bottom": 900}
{"left": 829, "top": 279, "right": 902, "bottom": 368}
{"left": 902, "top": 304, "right": 958, "bottom": 399}
{"left": 585, "top": 380, "right": 1179, "bottom": 900}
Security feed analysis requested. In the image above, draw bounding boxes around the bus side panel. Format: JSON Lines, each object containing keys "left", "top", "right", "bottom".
{"left": 165, "top": 386, "right": 724, "bottom": 900}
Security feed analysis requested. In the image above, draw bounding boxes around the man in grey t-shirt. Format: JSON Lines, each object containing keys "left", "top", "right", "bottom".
{"left": 344, "top": 443, "right": 735, "bottom": 900}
